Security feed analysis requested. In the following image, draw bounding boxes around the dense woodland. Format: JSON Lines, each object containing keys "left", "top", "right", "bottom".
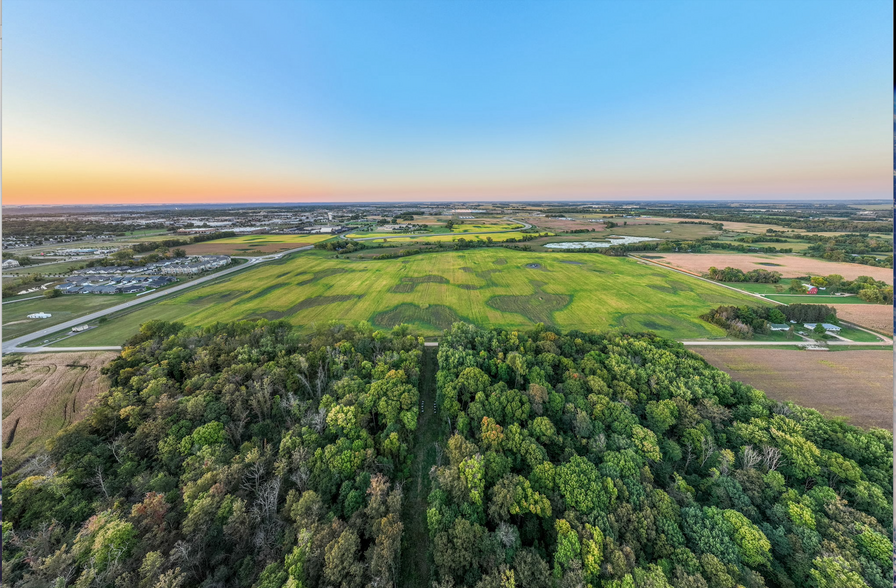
{"left": 2, "top": 321, "right": 892, "bottom": 588}
{"left": 428, "top": 324, "right": 891, "bottom": 588}
{"left": 3, "top": 320, "right": 422, "bottom": 588}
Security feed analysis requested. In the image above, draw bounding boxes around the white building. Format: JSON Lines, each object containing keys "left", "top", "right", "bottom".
{"left": 2, "top": 259, "right": 21, "bottom": 269}
{"left": 27, "top": 312, "right": 52, "bottom": 319}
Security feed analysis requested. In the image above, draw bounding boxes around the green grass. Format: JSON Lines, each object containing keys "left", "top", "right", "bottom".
{"left": 764, "top": 294, "right": 871, "bottom": 305}
{"left": 203, "top": 234, "right": 335, "bottom": 244}
{"left": 5, "top": 260, "right": 88, "bottom": 276}
{"left": 836, "top": 326, "right": 886, "bottom": 343}
{"left": 720, "top": 282, "right": 786, "bottom": 294}
{"left": 2, "top": 294, "right": 132, "bottom": 341}
{"left": 64, "top": 248, "right": 769, "bottom": 345}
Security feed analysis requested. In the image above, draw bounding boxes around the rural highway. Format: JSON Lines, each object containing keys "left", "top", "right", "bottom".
{"left": 2, "top": 245, "right": 313, "bottom": 354}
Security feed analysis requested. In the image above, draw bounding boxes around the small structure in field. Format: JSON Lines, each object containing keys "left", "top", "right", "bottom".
{"left": 27, "top": 312, "right": 51, "bottom": 319}
{"left": 769, "top": 323, "right": 790, "bottom": 331}
{"left": 804, "top": 323, "right": 841, "bottom": 332}
{"left": 71, "top": 325, "right": 89, "bottom": 332}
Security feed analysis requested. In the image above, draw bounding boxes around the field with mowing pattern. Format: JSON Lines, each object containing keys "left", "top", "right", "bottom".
{"left": 59, "top": 248, "right": 767, "bottom": 345}
{"left": 177, "top": 233, "right": 335, "bottom": 256}
{"left": 2, "top": 352, "right": 117, "bottom": 464}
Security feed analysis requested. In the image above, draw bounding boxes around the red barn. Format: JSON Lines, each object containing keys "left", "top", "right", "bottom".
{"left": 807, "top": 286, "right": 818, "bottom": 294}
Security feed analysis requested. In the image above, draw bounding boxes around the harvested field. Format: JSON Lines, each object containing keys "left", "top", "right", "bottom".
{"left": 528, "top": 217, "right": 607, "bottom": 231}
{"left": 831, "top": 304, "right": 893, "bottom": 335}
{"left": 692, "top": 348, "right": 892, "bottom": 430}
{"left": 650, "top": 253, "right": 892, "bottom": 283}
{"left": 2, "top": 352, "right": 117, "bottom": 462}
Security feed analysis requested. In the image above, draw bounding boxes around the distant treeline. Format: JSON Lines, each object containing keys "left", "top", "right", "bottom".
{"left": 705, "top": 267, "right": 781, "bottom": 283}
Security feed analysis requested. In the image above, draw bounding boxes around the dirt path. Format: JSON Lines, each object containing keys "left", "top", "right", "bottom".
{"left": 400, "top": 346, "right": 441, "bottom": 587}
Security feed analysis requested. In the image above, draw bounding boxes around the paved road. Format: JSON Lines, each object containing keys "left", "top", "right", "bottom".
{"left": 347, "top": 218, "right": 533, "bottom": 241}
{"left": 2, "top": 246, "right": 313, "bottom": 354}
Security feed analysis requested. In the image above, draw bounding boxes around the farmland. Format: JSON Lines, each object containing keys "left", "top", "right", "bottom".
{"left": 649, "top": 252, "right": 893, "bottom": 283}
{"left": 692, "top": 347, "right": 893, "bottom": 430}
{"left": 2, "top": 294, "right": 131, "bottom": 341}
{"left": 831, "top": 303, "right": 893, "bottom": 335}
{"left": 178, "top": 233, "right": 334, "bottom": 256}
{"left": 55, "top": 248, "right": 766, "bottom": 345}
{"left": 2, "top": 351, "right": 117, "bottom": 464}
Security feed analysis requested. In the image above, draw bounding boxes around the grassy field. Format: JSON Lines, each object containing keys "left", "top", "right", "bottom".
{"left": 692, "top": 348, "right": 892, "bottom": 430}
{"left": 2, "top": 352, "right": 117, "bottom": 465}
{"left": 369, "top": 231, "right": 541, "bottom": 243}
{"left": 176, "top": 233, "right": 335, "bottom": 256}
{"left": 2, "top": 294, "right": 132, "bottom": 341}
{"left": 58, "top": 248, "right": 767, "bottom": 345}
{"left": 4, "top": 260, "right": 89, "bottom": 276}
{"left": 764, "top": 294, "right": 874, "bottom": 305}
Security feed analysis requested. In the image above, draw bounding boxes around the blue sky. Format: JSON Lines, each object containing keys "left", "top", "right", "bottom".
{"left": 3, "top": 0, "right": 893, "bottom": 204}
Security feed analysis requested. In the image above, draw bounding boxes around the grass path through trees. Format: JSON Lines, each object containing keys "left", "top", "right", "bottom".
{"left": 400, "top": 345, "right": 442, "bottom": 586}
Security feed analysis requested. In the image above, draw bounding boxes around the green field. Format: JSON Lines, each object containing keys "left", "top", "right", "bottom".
{"left": 2, "top": 294, "right": 132, "bottom": 341}
{"left": 202, "top": 233, "right": 335, "bottom": 244}
{"left": 368, "top": 231, "right": 540, "bottom": 243}
{"left": 58, "top": 248, "right": 768, "bottom": 345}
{"left": 764, "top": 294, "right": 871, "bottom": 305}
{"left": 719, "top": 282, "right": 788, "bottom": 294}
{"left": 4, "top": 260, "right": 89, "bottom": 276}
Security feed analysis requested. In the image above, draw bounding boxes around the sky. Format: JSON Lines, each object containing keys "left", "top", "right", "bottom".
{"left": 2, "top": 0, "right": 893, "bottom": 205}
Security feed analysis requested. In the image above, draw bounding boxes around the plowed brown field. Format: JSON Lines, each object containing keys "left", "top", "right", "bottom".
{"left": 2, "top": 352, "right": 117, "bottom": 463}
{"left": 652, "top": 253, "right": 892, "bottom": 283}
{"left": 832, "top": 304, "right": 893, "bottom": 335}
{"left": 692, "top": 348, "right": 892, "bottom": 430}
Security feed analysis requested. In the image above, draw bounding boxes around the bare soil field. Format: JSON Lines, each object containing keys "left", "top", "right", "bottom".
{"left": 651, "top": 253, "right": 892, "bottom": 283}
{"left": 831, "top": 304, "right": 893, "bottom": 335}
{"left": 2, "top": 351, "right": 117, "bottom": 463}
{"left": 692, "top": 348, "right": 892, "bottom": 430}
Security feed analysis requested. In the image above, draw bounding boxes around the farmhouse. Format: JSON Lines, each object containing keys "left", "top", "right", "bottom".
{"left": 27, "top": 312, "right": 52, "bottom": 319}
{"left": 803, "top": 323, "right": 841, "bottom": 332}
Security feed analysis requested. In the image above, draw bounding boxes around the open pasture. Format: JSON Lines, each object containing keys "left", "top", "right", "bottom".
{"left": 2, "top": 294, "right": 130, "bottom": 341}
{"left": 177, "top": 233, "right": 333, "bottom": 256}
{"left": 2, "top": 352, "right": 117, "bottom": 463}
{"left": 692, "top": 347, "right": 892, "bottom": 430}
{"left": 59, "top": 248, "right": 766, "bottom": 344}
{"left": 650, "top": 253, "right": 893, "bottom": 283}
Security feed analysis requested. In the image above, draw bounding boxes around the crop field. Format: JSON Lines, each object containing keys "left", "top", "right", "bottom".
{"left": 650, "top": 253, "right": 893, "bottom": 283}
{"left": 178, "top": 233, "right": 334, "bottom": 256}
{"left": 602, "top": 223, "right": 722, "bottom": 240}
{"left": 59, "top": 248, "right": 767, "bottom": 345}
{"left": 2, "top": 294, "right": 131, "bottom": 341}
{"left": 692, "top": 347, "right": 892, "bottom": 430}
{"left": 370, "top": 231, "right": 541, "bottom": 243}
{"left": 2, "top": 352, "right": 117, "bottom": 463}
{"left": 831, "top": 304, "right": 893, "bottom": 335}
